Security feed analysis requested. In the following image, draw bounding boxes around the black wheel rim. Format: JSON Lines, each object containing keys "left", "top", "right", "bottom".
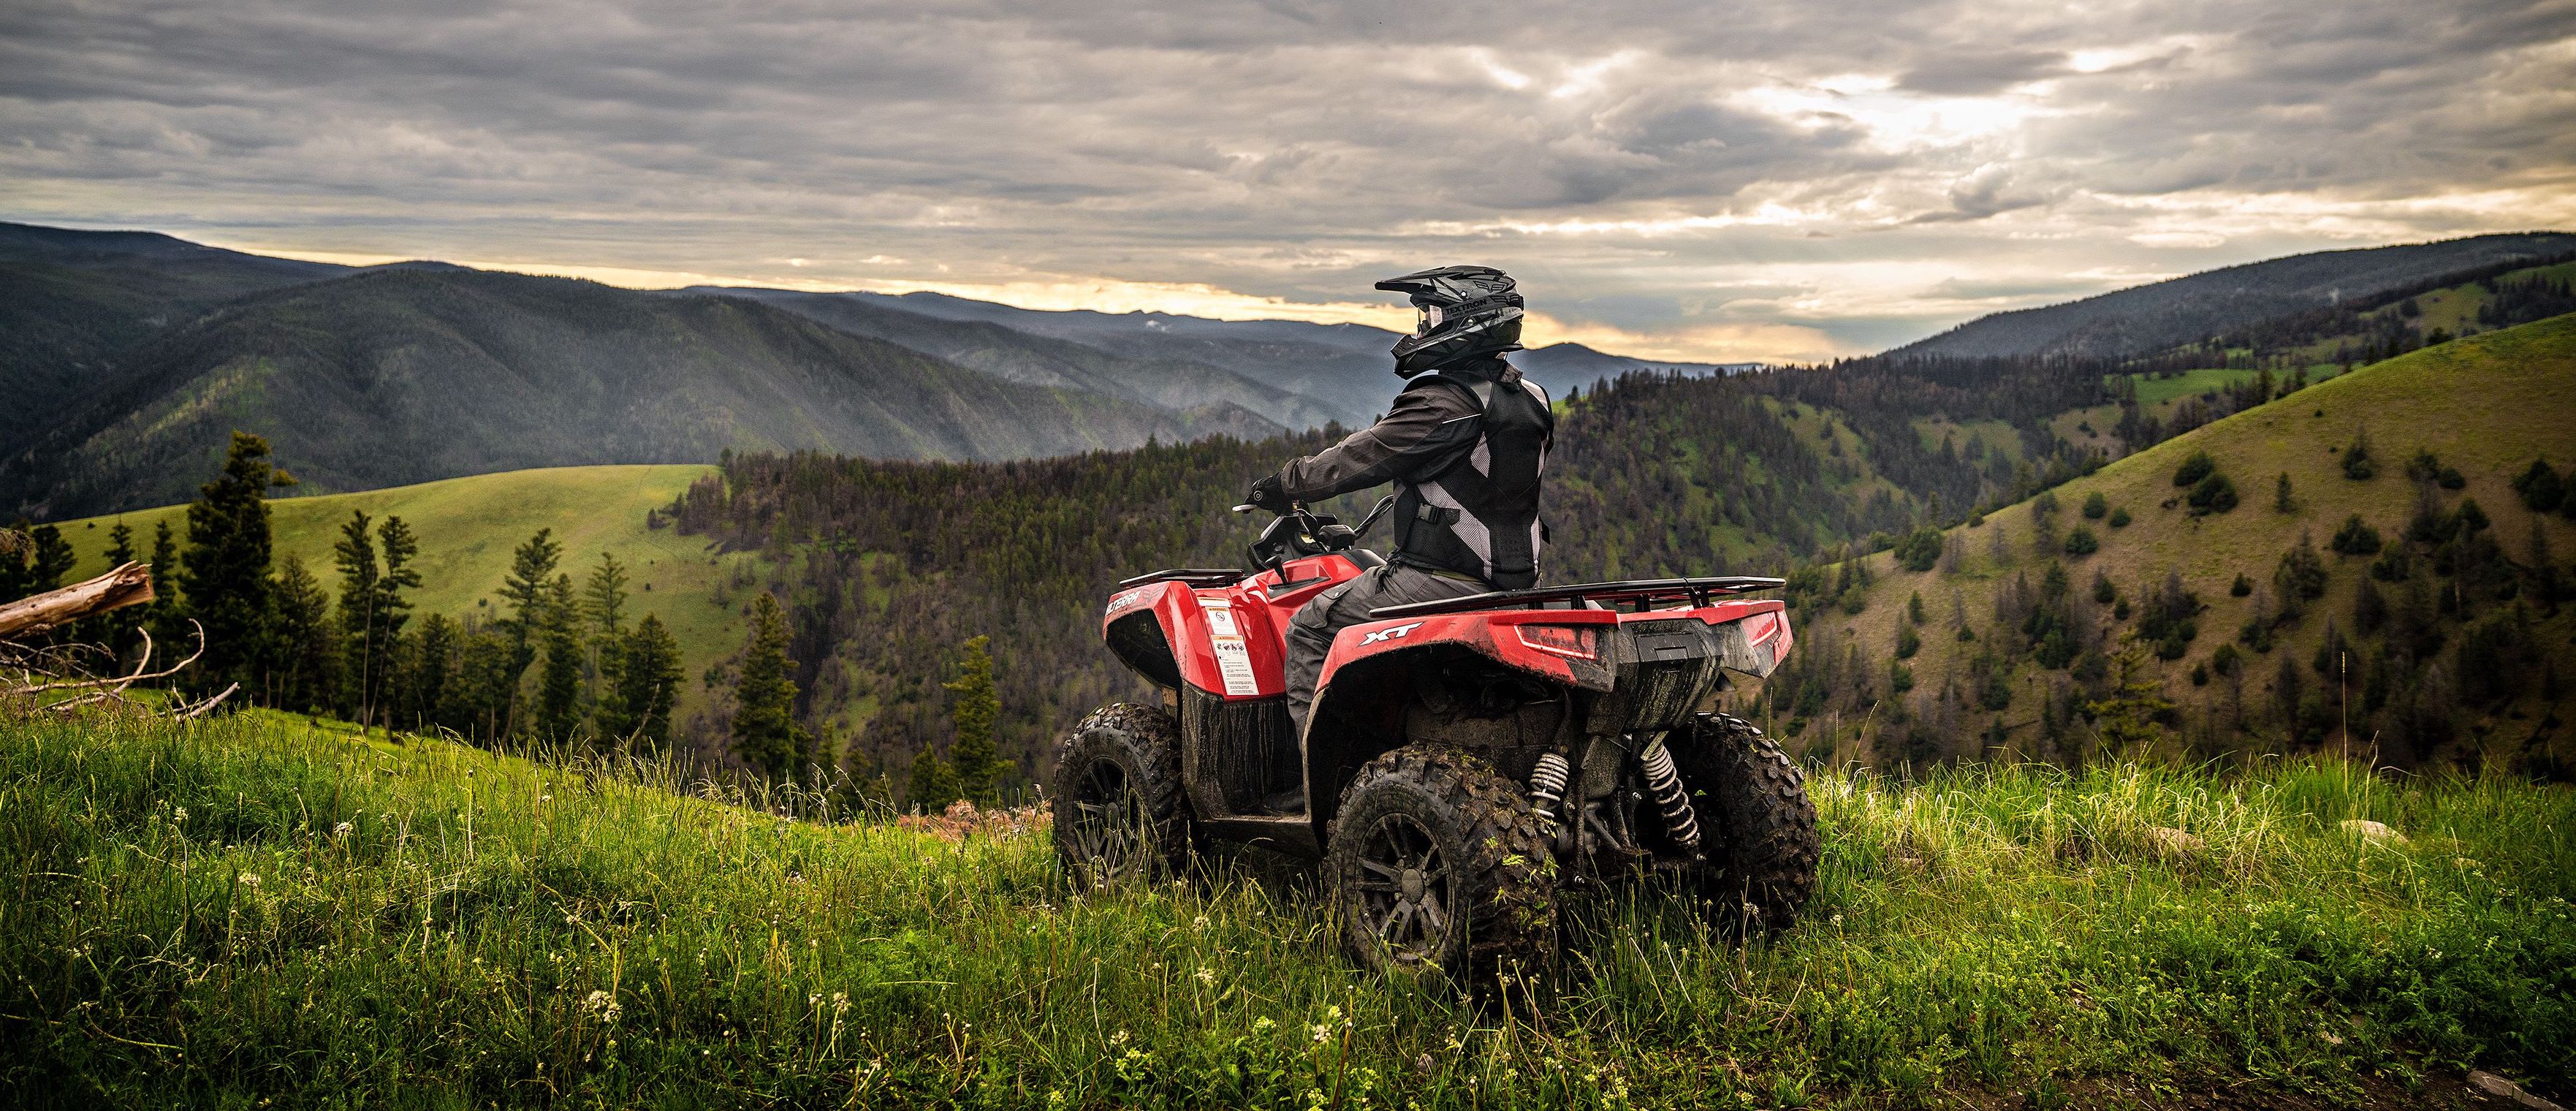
{"left": 1350, "top": 812, "right": 1451, "bottom": 965}
{"left": 1066, "top": 756, "right": 1150, "bottom": 881}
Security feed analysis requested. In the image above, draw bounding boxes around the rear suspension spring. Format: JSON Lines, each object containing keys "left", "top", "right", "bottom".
{"left": 1639, "top": 740, "right": 1701, "bottom": 855}
{"left": 1526, "top": 752, "right": 1571, "bottom": 835}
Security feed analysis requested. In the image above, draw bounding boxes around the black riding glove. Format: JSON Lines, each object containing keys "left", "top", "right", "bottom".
{"left": 1245, "top": 474, "right": 1292, "bottom": 514}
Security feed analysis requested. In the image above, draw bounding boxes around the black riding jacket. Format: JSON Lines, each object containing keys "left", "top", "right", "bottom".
{"left": 1270, "top": 357, "right": 1554, "bottom": 589}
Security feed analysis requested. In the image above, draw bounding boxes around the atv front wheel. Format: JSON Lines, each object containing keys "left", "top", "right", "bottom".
{"left": 1051, "top": 703, "right": 1190, "bottom": 888}
{"left": 1326, "top": 747, "right": 1554, "bottom": 983}
{"left": 1668, "top": 713, "right": 1820, "bottom": 933}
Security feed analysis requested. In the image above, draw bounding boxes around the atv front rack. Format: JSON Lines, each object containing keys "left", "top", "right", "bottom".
{"left": 1369, "top": 575, "right": 1785, "bottom": 618}
{"left": 1118, "top": 567, "right": 1248, "bottom": 588}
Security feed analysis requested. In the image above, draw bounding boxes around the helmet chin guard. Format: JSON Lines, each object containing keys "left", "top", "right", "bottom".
{"left": 1375, "top": 265, "right": 1524, "bottom": 377}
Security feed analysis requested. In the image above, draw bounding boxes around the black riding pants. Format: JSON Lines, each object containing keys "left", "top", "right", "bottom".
{"left": 1285, "top": 564, "right": 1488, "bottom": 737}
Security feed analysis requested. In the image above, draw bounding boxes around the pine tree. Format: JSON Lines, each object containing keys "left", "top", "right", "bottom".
{"left": 584, "top": 551, "right": 629, "bottom": 636}
{"left": 180, "top": 432, "right": 295, "bottom": 693}
{"left": 944, "top": 634, "right": 1003, "bottom": 803}
{"left": 907, "top": 747, "right": 962, "bottom": 814}
{"left": 26, "top": 524, "right": 74, "bottom": 594}
{"left": 537, "top": 574, "right": 584, "bottom": 741}
{"left": 731, "top": 592, "right": 808, "bottom": 776}
{"left": 605, "top": 614, "right": 683, "bottom": 749}
{"left": 583, "top": 551, "right": 631, "bottom": 735}
{"left": 332, "top": 509, "right": 381, "bottom": 721}
{"left": 406, "top": 613, "right": 459, "bottom": 732}
{"left": 2083, "top": 643, "right": 2173, "bottom": 756}
{"left": 270, "top": 555, "right": 338, "bottom": 713}
{"left": 146, "top": 519, "right": 188, "bottom": 656}
{"left": 91, "top": 523, "right": 146, "bottom": 661}
{"left": 498, "top": 528, "right": 562, "bottom": 728}
{"left": 501, "top": 528, "right": 561, "bottom": 666}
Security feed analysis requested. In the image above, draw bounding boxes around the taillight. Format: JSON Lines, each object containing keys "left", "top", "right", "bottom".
{"left": 1516, "top": 623, "right": 1600, "bottom": 659}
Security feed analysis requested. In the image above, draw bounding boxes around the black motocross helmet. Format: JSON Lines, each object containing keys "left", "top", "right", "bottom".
{"left": 1376, "top": 265, "right": 1524, "bottom": 378}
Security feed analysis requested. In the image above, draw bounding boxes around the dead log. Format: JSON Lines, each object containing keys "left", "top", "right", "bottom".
{"left": 0, "top": 562, "right": 155, "bottom": 642}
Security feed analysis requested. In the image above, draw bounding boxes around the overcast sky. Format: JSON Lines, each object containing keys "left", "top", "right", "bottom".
{"left": 4, "top": 0, "right": 2572, "bottom": 362}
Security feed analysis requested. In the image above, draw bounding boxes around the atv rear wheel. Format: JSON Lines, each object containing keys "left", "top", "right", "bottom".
{"left": 1326, "top": 747, "right": 1554, "bottom": 984}
{"left": 1051, "top": 703, "right": 1190, "bottom": 888}
{"left": 1668, "top": 713, "right": 1820, "bottom": 933}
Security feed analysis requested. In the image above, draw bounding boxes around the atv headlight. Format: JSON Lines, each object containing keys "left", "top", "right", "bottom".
{"left": 1516, "top": 623, "right": 1600, "bottom": 660}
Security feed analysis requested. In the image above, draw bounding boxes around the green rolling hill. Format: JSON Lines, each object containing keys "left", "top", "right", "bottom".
{"left": 1795, "top": 314, "right": 2576, "bottom": 772}
{"left": 62, "top": 465, "right": 745, "bottom": 716}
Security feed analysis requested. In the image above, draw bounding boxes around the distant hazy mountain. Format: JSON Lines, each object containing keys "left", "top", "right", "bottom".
{"left": 1511, "top": 342, "right": 1758, "bottom": 399}
{"left": 687, "top": 287, "right": 1334, "bottom": 431}
{"left": 840, "top": 290, "right": 1754, "bottom": 417}
{"left": 1896, "top": 232, "right": 2576, "bottom": 360}
{"left": 5, "top": 268, "right": 1254, "bottom": 517}
{"left": 847, "top": 291, "right": 1397, "bottom": 425}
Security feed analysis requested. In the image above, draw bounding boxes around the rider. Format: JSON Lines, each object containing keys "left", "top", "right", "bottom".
{"left": 1245, "top": 265, "right": 1555, "bottom": 737}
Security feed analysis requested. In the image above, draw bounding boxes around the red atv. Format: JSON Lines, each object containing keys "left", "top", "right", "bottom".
{"left": 1051, "top": 500, "right": 1820, "bottom": 979}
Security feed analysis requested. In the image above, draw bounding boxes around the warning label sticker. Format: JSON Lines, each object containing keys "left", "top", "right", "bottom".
{"left": 1199, "top": 599, "right": 1258, "bottom": 696}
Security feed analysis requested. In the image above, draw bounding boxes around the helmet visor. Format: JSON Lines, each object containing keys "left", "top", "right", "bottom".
{"left": 1413, "top": 303, "right": 1445, "bottom": 338}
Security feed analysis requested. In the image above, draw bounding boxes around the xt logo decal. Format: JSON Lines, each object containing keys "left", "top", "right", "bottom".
{"left": 1359, "top": 621, "right": 1424, "bottom": 645}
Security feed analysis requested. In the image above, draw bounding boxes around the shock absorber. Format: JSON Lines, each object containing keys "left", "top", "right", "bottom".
{"left": 1526, "top": 752, "right": 1572, "bottom": 835}
{"left": 1638, "top": 736, "right": 1701, "bottom": 856}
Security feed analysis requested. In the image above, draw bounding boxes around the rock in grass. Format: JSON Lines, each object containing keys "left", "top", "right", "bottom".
{"left": 2145, "top": 827, "right": 2203, "bottom": 858}
{"left": 2468, "top": 1069, "right": 2565, "bottom": 1110}
{"left": 2339, "top": 819, "right": 2407, "bottom": 844}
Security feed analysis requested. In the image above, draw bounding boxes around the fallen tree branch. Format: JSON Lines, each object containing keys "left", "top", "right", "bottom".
{"left": 175, "top": 683, "right": 240, "bottom": 720}
{"left": 11, "top": 624, "right": 204, "bottom": 698}
{"left": 0, "top": 562, "right": 155, "bottom": 642}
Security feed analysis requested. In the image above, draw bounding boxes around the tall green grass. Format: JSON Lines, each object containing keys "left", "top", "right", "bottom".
{"left": 3, "top": 708, "right": 2568, "bottom": 1108}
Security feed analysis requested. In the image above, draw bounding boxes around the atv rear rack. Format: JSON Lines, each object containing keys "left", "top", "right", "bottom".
{"left": 1369, "top": 575, "right": 1785, "bottom": 618}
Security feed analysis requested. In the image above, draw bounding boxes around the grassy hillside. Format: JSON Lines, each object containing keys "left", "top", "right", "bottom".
{"left": 61, "top": 466, "right": 746, "bottom": 713}
{"left": 4, "top": 705, "right": 2568, "bottom": 1107}
{"left": 1801, "top": 314, "right": 2576, "bottom": 769}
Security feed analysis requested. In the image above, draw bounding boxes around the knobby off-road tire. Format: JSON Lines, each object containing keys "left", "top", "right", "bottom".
{"left": 1325, "top": 747, "right": 1555, "bottom": 985}
{"left": 1669, "top": 713, "right": 1820, "bottom": 933}
{"left": 1051, "top": 702, "right": 1191, "bottom": 889}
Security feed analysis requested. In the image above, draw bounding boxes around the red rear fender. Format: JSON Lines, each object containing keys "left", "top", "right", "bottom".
{"left": 1101, "top": 554, "right": 1370, "bottom": 698}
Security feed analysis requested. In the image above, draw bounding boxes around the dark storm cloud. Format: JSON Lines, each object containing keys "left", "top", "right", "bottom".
{"left": 2, "top": 0, "right": 2569, "bottom": 360}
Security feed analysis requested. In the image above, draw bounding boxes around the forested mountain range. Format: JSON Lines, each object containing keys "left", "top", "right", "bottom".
{"left": 686, "top": 287, "right": 1345, "bottom": 431}
{"left": 1898, "top": 232, "right": 2576, "bottom": 360}
{"left": 4, "top": 267, "right": 1282, "bottom": 518}
{"left": 0, "top": 221, "right": 1741, "bottom": 517}
{"left": 0, "top": 223, "right": 350, "bottom": 458}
